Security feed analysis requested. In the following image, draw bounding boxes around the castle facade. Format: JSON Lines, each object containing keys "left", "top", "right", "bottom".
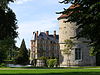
{"left": 30, "top": 31, "right": 59, "bottom": 66}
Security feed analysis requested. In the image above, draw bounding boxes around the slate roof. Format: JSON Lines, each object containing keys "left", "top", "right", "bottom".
{"left": 32, "top": 32, "right": 59, "bottom": 43}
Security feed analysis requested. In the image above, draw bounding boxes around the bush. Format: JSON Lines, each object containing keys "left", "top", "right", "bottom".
{"left": 38, "top": 56, "right": 47, "bottom": 60}
{"left": 47, "top": 59, "right": 57, "bottom": 67}
{"left": 0, "top": 63, "right": 6, "bottom": 67}
{"left": 37, "top": 56, "right": 47, "bottom": 67}
{"left": 14, "top": 56, "right": 29, "bottom": 65}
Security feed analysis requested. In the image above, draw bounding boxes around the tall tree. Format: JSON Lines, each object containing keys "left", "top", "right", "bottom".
{"left": 15, "top": 39, "right": 29, "bottom": 65}
{"left": 0, "top": 0, "right": 14, "bottom": 9}
{"left": 0, "top": 0, "right": 18, "bottom": 63}
{"left": 59, "top": 0, "right": 100, "bottom": 53}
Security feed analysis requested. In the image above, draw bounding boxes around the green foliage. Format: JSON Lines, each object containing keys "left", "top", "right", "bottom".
{"left": 0, "top": 63, "right": 6, "bottom": 67}
{"left": 0, "top": 0, "right": 14, "bottom": 9}
{"left": 60, "top": 0, "right": 100, "bottom": 54}
{"left": 47, "top": 59, "right": 57, "bottom": 67}
{"left": 0, "top": 0, "right": 18, "bottom": 63}
{"left": 64, "top": 39, "right": 74, "bottom": 49}
{"left": 38, "top": 56, "right": 47, "bottom": 60}
{"left": 0, "top": 8, "right": 18, "bottom": 40}
{"left": 63, "top": 39, "right": 74, "bottom": 54}
{"left": 15, "top": 39, "right": 29, "bottom": 65}
{"left": 5, "top": 46, "right": 19, "bottom": 62}
{"left": 0, "top": 38, "right": 16, "bottom": 63}
{"left": 0, "top": 49, "right": 6, "bottom": 63}
{"left": 89, "top": 47, "right": 97, "bottom": 56}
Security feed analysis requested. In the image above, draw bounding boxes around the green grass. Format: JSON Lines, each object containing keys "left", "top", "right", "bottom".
{"left": 0, "top": 68, "right": 100, "bottom": 75}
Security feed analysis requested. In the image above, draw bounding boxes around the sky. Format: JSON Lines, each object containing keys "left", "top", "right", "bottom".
{"left": 9, "top": 0, "right": 70, "bottom": 48}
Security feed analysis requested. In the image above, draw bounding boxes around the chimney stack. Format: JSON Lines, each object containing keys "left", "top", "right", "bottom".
{"left": 36, "top": 31, "right": 38, "bottom": 38}
{"left": 54, "top": 30, "right": 56, "bottom": 39}
{"left": 46, "top": 31, "right": 49, "bottom": 36}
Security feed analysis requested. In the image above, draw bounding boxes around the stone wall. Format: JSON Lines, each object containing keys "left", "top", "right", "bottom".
{"left": 58, "top": 18, "right": 96, "bottom": 67}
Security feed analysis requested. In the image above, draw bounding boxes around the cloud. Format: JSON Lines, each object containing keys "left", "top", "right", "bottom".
{"left": 15, "top": 0, "right": 33, "bottom": 4}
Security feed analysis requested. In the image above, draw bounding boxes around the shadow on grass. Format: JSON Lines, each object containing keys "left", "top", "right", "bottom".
{"left": 0, "top": 72, "right": 100, "bottom": 75}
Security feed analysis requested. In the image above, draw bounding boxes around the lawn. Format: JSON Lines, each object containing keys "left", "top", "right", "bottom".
{"left": 0, "top": 68, "right": 100, "bottom": 75}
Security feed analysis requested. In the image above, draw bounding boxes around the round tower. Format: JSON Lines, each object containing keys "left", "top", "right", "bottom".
{"left": 58, "top": 5, "right": 96, "bottom": 67}
{"left": 58, "top": 14, "right": 77, "bottom": 67}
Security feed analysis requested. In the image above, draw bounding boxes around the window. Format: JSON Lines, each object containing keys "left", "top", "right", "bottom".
{"left": 75, "top": 48, "right": 82, "bottom": 60}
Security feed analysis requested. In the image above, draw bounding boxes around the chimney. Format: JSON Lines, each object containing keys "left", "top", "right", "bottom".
{"left": 36, "top": 31, "right": 38, "bottom": 38}
{"left": 32, "top": 32, "right": 35, "bottom": 40}
{"left": 46, "top": 31, "right": 49, "bottom": 36}
{"left": 54, "top": 30, "right": 56, "bottom": 39}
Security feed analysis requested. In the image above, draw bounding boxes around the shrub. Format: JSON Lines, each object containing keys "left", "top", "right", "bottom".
{"left": 0, "top": 63, "right": 6, "bottom": 67}
{"left": 38, "top": 56, "right": 47, "bottom": 60}
{"left": 37, "top": 56, "right": 47, "bottom": 67}
{"left": 47, "top": 59, "right": 57, "bottom": 67}
{"left": 14, "top": 56, "right": 29, "bottom": 65}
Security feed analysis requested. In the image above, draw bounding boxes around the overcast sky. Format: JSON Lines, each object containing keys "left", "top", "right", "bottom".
{"left": 9, "top": 0, "right": 70, "bottom": 48}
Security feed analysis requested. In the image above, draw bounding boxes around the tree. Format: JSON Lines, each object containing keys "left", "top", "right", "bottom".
{"left": 0, "top": 0, "right": 14, "bottom": 9}
{"left": 0, "top": 4, "right": 18, "bottom": 40}
{"left": 15, "top": 39, "right": 29, "bottom": 65}
{"left": 59, "top": 0, "right": 100, "bottom": 54}
{"left": 63, "top": 39, "right": 74, "bottom": 66}
{"left": 0, "top": 0, "right": 18, "bottom": 63}
{"left": 0, "top": 37, "right": 16, "bottom": 63}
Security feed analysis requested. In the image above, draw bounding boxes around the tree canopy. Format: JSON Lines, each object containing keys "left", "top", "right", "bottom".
{"left": 60, "top": 0, "right": 100, "bottom": 53}
{"left": 0, "top": 0, "right": 18, "bottom": 63}
{"left": 0, "top": 0, "right": 14, "bottom": 9}
{"left": 0, "top": 8, "right": 18, "bottom": 40}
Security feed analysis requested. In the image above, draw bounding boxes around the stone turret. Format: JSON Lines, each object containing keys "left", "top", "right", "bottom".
{"left": 58, "top": 5, "right": 96, "bottom": 67}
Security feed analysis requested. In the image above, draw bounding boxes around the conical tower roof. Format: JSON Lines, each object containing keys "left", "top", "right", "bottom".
{"left": 57, "top": 4, "right": 79, "bottom": 20}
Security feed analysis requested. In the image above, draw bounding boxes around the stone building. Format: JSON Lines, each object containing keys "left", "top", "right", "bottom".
{"left": 30, "top": 31, "right": 59, "bottom": 66}
{"left": 58, "top": 5, "right": 96, "bottom": 67}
